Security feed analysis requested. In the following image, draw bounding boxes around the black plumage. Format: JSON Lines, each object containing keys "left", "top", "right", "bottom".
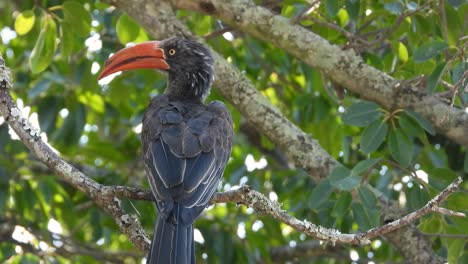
{"left": 99, "top": 37, "right": 232, "bottom": 263}
{"left": 139, "top": 38, "right": 232, "bottom": 263}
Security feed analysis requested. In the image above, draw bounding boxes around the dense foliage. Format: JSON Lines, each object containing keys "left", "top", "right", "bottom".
{"left": 0, "top": 0, "right": 467, "bottom": 263}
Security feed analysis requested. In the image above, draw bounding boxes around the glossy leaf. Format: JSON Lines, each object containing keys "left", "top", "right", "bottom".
{"left": 384, "top": 2, "right": 403, "bottom": 14}
{"left": 116, "top": 14, "right": 140, "bottom": 44}
{"left": 60, "top": 21, "right": 74, "bottom": 59}
{"left": 325, "top": 0, "right": 340, "bottom": 17}
{"left": 351, "top": 158, "right": 381, "bottom": 176}
{"left": 54, "top": 103, "right": 86, "bottom": 146}
{"left": 63, "top": 1, "right": 91, "bottom": 37}
{"left": 413, "top": 40, "right": 448, "bottom": 63}
{"left": 310, "top": 180, "right": 332, "bottom": 209}
{"left": 358, "top": 186, "right": 378, "bottom": 209}
{"left": 345, "top": 0, "right": 360, "bottom": 21}
{"left": 388, "top": 129, "right": 413, "bottom": 167}
{"left": 352, "top": 203, "right": 380, "bottom": 230}
{"left": 397, "top": 41, "right": 408, "bottom": 63}
{"left": 398, "top": 113, "right": 424, "bottom": 139}
{"left": 427, "top": 62, "right": 446, "bottom": 93}
{"left": 29, "top": 18, "right": 56, "bottom": 74}
{"left": 14, "top": 10, "right": 35, "bottom": 35}
{"left": 329, "top": 166, "right": 361, "bottom": 191}
{"left": 405, "top": 110, "right": 435, "bottom": 135}
{"left": 342, "top": 101, "right": 381, "bottom": 127}
{"left": 360, "top": 120, "right": 388, "bottom": 154}
{"left": 332, "top": 192, "right": 352, "bottom": 219}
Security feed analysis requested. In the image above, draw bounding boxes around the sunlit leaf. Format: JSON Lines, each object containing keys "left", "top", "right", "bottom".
{"left": 397, "top": 41, "right": 408, "bottom": 63}
{"left": 14, "top": 10, "right": 35, "bottom": 35}
{"left": 116, "top": 13, "right": 140, "bottom": 44}
{"left": 29, "top": 17, "right": 57, "bottom": 74}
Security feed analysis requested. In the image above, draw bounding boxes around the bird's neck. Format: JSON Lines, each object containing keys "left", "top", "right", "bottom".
{"left": 165, "top": 72, "right": 211, "bottom": 102}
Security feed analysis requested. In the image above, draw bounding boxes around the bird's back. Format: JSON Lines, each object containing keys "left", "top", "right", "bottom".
{"left": 142, "top": 94, "right": 232, "bottom": 218}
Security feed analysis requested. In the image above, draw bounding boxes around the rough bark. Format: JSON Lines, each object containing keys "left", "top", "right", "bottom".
{"left": 98, "top": 1, "right": 452, "bottom": 262}
{"left": 171, "top": 0, "right": 468, "bottom": 147}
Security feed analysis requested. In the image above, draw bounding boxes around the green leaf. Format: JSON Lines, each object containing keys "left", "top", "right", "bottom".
{"left": 464, "top": 152, "right": 468, "bottom": 173}
{"left": 332, "top": 192, "right": 352, "bottom": 219}
{"left": 351, "top": 158, "right": 381, "bottom": 176}
{"left": 352, "top": 202, "right": 380, "bottom": 230}
{"left": 342, "top": 101, "right": 381, "bottom": 127}
{"left": 14, "top": 10, "right": 35, "bottom": 35}
{"left": 63, "top": 1, "right": 91, "bottom": 37}
{"left": 360, "top": 120, "right": 388, "bottom": 154}
{"left": 413, "top": 40, "right": 448, "bottom": 63}
{"left": 427, "top": 62, "right": 447, "bottom": 93}
{"left": 405, "top": 110, "right": 435, "bottom": 135}
{"left": 448, "top": 239, "right": 464, "bottom": 264}
{"left": 384, "top": 2, "right": 403, "bottom": 14}
{"left": 398, "top": 113, "right": 425, "bottom": 139}
{"left": 60, "top": 21, "right": 74, "bottom": 59}
{"left": 54, "top": 103, "right": 86, "bottom": 146}
{"left": 325, "top": 0, "right": 340, "bottom": 17}
{"left": 358, "top": 186, "right": 378, "bottom": 209}
{"left": 310, "top": 180, "right": 332, "bottom": 209}
{"left": 397, "top": 41, "right": 408, "bottom": 63}
{"left": 0, "top": 124, "right": 9, "bottom": 152}
{"left": 388, "top": 129, "right": 413, "bottom": 167}
{"left": 407, "top": 185, "right": 430, "bottom": 211}
{"left": 329, "top": 166, "right": 361, "bottom": 191}
{"left": 78, "top": 92, "right": 105, "bottom": 113}
{"left": 29, "top": 17, "right": 57, "bottom": 74}
{"left": 428, "top": 168, "right": 457, "bottom": 191}
{"left": 116, "top": 13, "right": 140, "bottom": 44}
{"left": 37, "top": 96, "right": 62, "bottom": 134}
{"left": 345, "top": 0, "right": 360, "bottom": 21}
{"left": 447, "top": 0, "right": 463, "bottom": 7}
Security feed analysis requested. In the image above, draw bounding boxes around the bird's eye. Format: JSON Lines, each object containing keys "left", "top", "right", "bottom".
{"left": 169, "top": 49, "right": 176, "bottom": 55}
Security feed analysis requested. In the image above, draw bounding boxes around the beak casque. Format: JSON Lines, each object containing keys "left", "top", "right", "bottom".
{"left": 98, "top": 41, "right": 170, "bottom": 80}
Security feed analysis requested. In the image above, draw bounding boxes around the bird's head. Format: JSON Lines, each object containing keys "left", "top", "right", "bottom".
{"left": 98, "top": 37, "right": 215, "bottom": 100}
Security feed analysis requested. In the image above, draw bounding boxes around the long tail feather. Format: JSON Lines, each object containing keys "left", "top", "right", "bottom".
{"left": 147, "top": 206, "right": 194, "bottom": 264}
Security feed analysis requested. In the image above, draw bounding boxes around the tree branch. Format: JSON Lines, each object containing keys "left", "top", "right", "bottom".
{"left": 0, "top": 55, "right": 150, "bottom": 252}
{"left": 170, "top": 0, "right": 468, "bottom": 147}
{"left": 99, "top": 1, "right": 454, "bottom": 262}
{"left": 105, "top": 179, "right": 464, "bottom": 246}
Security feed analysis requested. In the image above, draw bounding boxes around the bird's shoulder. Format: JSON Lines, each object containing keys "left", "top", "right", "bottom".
{"left": 142, "top": 96, "right": 232, "bottom": 158}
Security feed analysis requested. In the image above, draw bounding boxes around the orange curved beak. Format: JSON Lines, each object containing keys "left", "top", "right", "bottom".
{"left": 98, "top": 41, "right": 170, "bottom": 80}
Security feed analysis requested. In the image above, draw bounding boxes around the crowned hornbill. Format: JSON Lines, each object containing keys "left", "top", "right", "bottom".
{"left": 98, "top": 38, "right": 233, "bottom": 263}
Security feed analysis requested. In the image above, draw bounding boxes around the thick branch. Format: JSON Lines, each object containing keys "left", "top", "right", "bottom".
{"left": 99, "top": 1, "right": 451, "bottom": 262}
{"left": 0, "top": 56, "right": 150, "bottom": 252}
{"left": 108, "top": 178, "right": 464, "bottom": 246}
{"left": 171, "top": 0, "right": 468, "bottom": 147}
{"left": 102, "top": 0, "right": 338, "bottom": 181}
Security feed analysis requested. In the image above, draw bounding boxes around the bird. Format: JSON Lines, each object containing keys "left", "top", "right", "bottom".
{"left": 98, "top": 37, "right": 233, "bottom": 263}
